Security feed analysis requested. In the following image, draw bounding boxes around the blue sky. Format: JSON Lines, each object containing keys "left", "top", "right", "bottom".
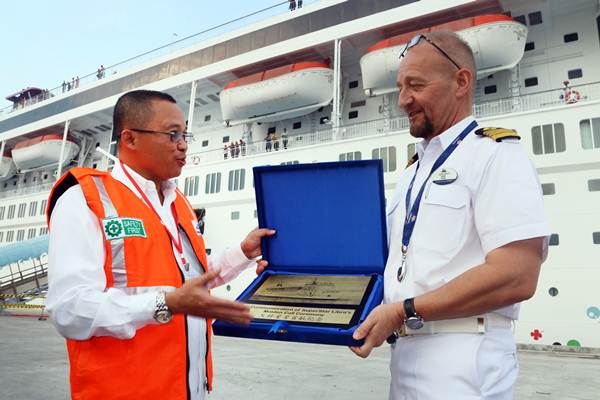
{"left": 0, "top": 0, "right": 316, "bottom": 108}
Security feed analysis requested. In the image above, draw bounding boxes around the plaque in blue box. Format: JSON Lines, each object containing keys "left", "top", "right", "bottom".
{"left": 213, "top": 160, "right": 388, "bottom": 346}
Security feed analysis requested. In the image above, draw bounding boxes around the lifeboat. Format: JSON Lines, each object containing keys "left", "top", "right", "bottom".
{"left": 0, "top": 153, "right": 16, "bottom": 182}
{"left": 360, "top": 14, "right": 528, "bottom": 96}
{"left": 11, "top": 135, "right": 79, "bottom": 171}
{"left": 220, "top": 61, "right": 333, "bottom": 125}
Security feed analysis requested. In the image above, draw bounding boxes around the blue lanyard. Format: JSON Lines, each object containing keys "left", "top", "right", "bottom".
{"left": 402, "top": 120, "right": 478, "bottom": 252}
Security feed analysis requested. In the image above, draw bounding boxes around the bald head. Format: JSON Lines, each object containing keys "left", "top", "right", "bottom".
{"left": 426, "top": 31, "right": 476, "bottom": 79}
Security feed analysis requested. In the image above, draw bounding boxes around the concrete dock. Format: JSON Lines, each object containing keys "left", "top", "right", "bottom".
{"left": 1, "top": 316, "right": 599, "bottom": 399}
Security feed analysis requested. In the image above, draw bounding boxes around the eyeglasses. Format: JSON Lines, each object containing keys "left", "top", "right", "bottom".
{"left": 128, "top": 128, "right": 194, "bottom": 143}
{"left": 399, "top": 34, "right": 461, "bottom": 70}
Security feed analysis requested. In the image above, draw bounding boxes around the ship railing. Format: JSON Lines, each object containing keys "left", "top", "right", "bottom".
{"left": 0, "top": 1, "right": 297, "bottom": 116}
{"left": 0, "top": 258, "right": 47, "bottom": 292}
{"left": 0, "top": 181, "right": 54, "bottom": 199}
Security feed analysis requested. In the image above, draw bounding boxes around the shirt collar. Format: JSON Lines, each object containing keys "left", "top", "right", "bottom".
{"left": 111, "top": 160, "right": 177, "bottom": 203}
{"left": 416, "top": 115, "right": 476, "bottom": 159}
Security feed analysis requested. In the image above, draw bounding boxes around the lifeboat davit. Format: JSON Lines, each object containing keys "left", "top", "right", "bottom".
{"left": 11, "top": 135, "right": 79, "bottom": 171}
{"left": 220, "top": 61, "right": 333, "bottom": 125}
{"left": 0, "top": 154, "right": 16, "bottom": 182}
{"left": 360, "top": 15, "right": 528, "bottom": 96}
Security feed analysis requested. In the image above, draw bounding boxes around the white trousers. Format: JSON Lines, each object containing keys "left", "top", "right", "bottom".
{"left": 389, "top": 329, "right": 518, "bottom": 400}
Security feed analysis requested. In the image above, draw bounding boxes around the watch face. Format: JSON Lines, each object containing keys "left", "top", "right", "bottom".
{"left": 406, "top": 317, "right": 424, "bottom": 330}
{"left": 156, "top": 310, "right": 172, "bottom": 324}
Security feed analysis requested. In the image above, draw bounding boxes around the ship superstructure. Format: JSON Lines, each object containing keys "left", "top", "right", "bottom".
{"left": 1, "top": 0, "right": 599, "bottom": 347}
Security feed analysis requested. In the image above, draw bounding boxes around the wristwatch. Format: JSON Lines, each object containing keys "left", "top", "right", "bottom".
{"left": 153, "top": 292, "right": 173, "bottom": 324}
{"left": 403, "top": 297, "right": 424, "bottom": 330}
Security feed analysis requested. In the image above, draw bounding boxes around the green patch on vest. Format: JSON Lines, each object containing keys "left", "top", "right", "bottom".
{"left": 102, "top": 217, "right": 147, "bottom": 240}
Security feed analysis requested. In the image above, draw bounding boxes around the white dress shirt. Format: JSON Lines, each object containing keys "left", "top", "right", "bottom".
{"left": 384, "top": 116, "right": 551, "bottom": 319}
{"left": 46, "top": 161, "right": 254, "bottom": 399}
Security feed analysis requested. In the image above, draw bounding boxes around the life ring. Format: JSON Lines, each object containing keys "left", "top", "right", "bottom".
{"left": 191, "top": 155, "right": 201, "bottom": 165}
{"left": 565, "top": 89, "right": 581, "bottom": 104}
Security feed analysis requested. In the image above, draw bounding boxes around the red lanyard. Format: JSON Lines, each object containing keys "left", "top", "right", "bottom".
{"left": 120, "top": 161, "right": 189, "bottom": 270}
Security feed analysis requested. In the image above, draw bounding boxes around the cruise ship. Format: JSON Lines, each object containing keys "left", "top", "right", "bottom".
{"left": 1, "top": 0, "right": 599, "bottom": 348}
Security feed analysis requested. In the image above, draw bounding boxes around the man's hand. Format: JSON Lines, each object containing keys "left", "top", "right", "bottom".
{"left": 165, "top": 269, "right": 252, "bottom": 325}
{"left": 240, "top": 227, "right": 276, "bottom": 275}
{"left": 350, "top": 303, "right": 404, "bottom": 358}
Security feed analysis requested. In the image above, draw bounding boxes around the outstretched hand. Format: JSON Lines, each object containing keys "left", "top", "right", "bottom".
{"left": 350, "top": 303, "right": 404, "bottom": 358}
{"left": 165, "top": 269, "right": 252, "bottom": 325}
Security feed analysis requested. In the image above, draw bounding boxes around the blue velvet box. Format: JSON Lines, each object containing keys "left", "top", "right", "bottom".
{"left": 213, "top": 160, "right": 388, "bottom": 346}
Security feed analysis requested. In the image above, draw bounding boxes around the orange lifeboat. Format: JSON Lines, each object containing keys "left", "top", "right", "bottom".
{"left": 0, "top": 151, "right": 16, "bottom": 182}
{"left": 220, "top": 61, "right": 333, "bottom": 125}
{"left": 11, "top": 135, "right": 80, "bottom": 171}
{"left": 360, "top": 14, "right": 528, "bottom": 96}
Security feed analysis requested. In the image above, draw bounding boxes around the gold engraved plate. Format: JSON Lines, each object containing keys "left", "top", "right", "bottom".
{"left": 250, "top": 305, "right": 355, "bottom": 325}
{"left": 249, "top": 275, "right": 371, "bottom": 305}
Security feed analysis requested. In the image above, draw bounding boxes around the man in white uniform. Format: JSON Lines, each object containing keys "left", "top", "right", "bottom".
{"left": 350, "top": 31, "right": 550, "bottom": 399}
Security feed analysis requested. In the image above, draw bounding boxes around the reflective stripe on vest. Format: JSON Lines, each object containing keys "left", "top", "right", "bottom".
{"left": 91, "top": 176, "right": 127, "bottom": 288}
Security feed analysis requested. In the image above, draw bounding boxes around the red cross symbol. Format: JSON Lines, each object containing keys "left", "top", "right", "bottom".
{"left": 530, "top": 329, "right": 542, "bottom": 340}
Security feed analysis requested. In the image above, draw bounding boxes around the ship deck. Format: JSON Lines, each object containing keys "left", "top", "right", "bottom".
{"left": 1, "top": 316, "right": 599, "bottom": 399}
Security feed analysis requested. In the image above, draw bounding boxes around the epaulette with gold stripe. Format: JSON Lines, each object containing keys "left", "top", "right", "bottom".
{"left": 405, "top": 153, "right": 418, "bottom": 169}
{"left": 475, "top": 127, "right": 521, "bottom": 142}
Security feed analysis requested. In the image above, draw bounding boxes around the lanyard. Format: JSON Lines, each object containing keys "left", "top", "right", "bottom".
{"left": 397, "top": 120, "right": 477, "bottom": 282}
{"left": 120, "top": 161, "right": 190, "bottom": 271}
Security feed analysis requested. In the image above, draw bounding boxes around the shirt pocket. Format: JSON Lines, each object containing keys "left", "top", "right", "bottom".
{"left": 414, "top": 183, "right": 470, "bottom": 253}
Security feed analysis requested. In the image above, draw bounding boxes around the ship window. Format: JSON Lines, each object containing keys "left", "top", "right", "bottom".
{"left": 6, "top": 230, "right": 14, "bottom": 243}
{"left": 293, "top": 122, "right": 302, "bottom": 130}
{"left": 204, "top": 115, "right": 211, "bottom": 122}
{"left": 16, "top": 229, "right": 25, "bottom": 242}
{"left": 531, "top": 123, "right": 566, "bottom": 154}
{"left": 407, "top": 143, "right": 418, "bottom": 162}
{"left": 548, "top": 287, "right": 558, "bottom": 297}
{"left": 568, "top": 69, "right": 583, "bottom": 79}
{"left": 525, "top": 42, "right": 535, "bottom": 51}
{"left": 27, "top": 228, "right": 36, "bottom": 240}
{"left": 268, "top": 127, "right": 276, "bottom": 134}
{"left": 524, "top": 77, "right": 538, "bottom": 87}
{"left": 541, "top": 183, "right": 556, "bottom": 195}
{"left": 349, "top": 80, "right": 359, "bottom": 89}
{"left": 231, "top": 211, "right": 240, "bottom": 220}
{"left": 484, "top": 85, "right": 497, "bottom": 94}
{"left": 7, "top": 205, "right": 16, "bottom": 219}
{"left": 222, "top": 136, "right": 230, "bottom": 143}
{"left": 514, "top": 15, "right": 526, "bottom": 25}
{"left": 593, "top": 232, "right": 600, "bottom": 244}
{"left": 339, "top": 152, "right": 362, "bottom": 161}
{"left": 579, "top": 118, "right": 600, "bottom": 149}
{"left": 184, "top": 176, "right": 200, "bottom": 197}
{"left": 549, "top": 234, "right": 559, "bottom": 246}
{"left": 564, "top": 33, "right": 579, "bottom": 43}
{"left": 254, "top": 210, "right": 258, "bottom": 219}
{"left": 202, "top": 140, "right": 209, "bottom": 147}
{"left": 228, "top": 169, "right": 245, "bottom": 191}
{"left": 17, "top": 203, "right": 27, "bottom": 218}
{"left": 349, "top": 110, "right": 359, "bottom": 119}
{"left": 372, "top": 146, "right": 397, "bottom": 172}
{"left": 205, "top": 172, "right": 222, "bottom": 194}
{"left": 320, "top": 116, "right": 330, "bottom": 125}
{"left": 280, "top": 161, "right": 299, "bottom": 165}
{"left": 28, "top": 201, "right": 38, "bottom": 217}
{"left": 588, "top": 178, "right": 600, "bottom": 191}
{"left": 351, "top": 100, "right": 366, "bottom": 108}
{"left": 0, "top": 206, "right": 4, "bottom": 220}
{"left": 528, "top": 11, "right": 543, "bottom": 26}
{"left": 39, "top": 227, "right": 49, "bottom": 236}
{"left": 0, "top": 231, "right": 3, "bottom": 243}
{"left": 40, "top": 199, "right": 47, "bottom": 216}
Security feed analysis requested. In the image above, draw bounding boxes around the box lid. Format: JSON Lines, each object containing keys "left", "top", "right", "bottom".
{"left": 254, "top": 160, "right": 388, "bottom": 275}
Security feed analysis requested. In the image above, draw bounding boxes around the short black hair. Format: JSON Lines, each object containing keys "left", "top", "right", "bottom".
{"left": 112, "top": 90, "right": 177, "bottom": 142}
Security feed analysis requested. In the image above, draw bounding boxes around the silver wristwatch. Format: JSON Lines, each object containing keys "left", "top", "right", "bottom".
{"left": 153, "top": 292, "right": 173, "bottom": 324}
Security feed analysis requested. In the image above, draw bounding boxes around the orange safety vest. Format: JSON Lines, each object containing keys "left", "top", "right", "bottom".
{"left": 47, "top": 167, "right": 213, "bottom": 400}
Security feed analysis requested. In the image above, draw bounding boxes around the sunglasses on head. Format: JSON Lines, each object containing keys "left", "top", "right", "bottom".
{"left": 399, "top": 34, "right": 462, "bottom": 70}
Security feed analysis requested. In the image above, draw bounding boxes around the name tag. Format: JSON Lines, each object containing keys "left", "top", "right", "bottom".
{"left": 432, "top": 168, "right": 458, "bottom": 185}
{"left": 102, "top": 217, "right": 147, "bottom": 240}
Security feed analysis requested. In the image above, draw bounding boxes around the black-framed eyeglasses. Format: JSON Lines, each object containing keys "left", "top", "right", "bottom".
{"left": 128, "top": 128, "right": 194, "bottom": 143}
{"left": 399, "top": 34, "right": 461, "bottom": 70}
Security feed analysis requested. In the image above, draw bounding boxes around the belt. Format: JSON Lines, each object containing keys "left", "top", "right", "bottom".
{"left": 388, "top": 314, "right": 513, "bottom": 342}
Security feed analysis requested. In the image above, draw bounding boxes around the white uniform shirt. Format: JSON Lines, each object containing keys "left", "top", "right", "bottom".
{"left": 46, "top": 161, "right": 254, "bottom": 399}
{"left": 384, "top": 116, "right": 550, "bottom": 319}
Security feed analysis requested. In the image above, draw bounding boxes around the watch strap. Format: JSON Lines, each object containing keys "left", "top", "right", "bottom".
{"left": 403, "top": 297, "right": 419, "bottom": 320}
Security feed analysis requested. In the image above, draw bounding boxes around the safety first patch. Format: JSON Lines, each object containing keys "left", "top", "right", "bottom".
{"left": 101, "top": 217, "right": 147, "bottom": 240}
